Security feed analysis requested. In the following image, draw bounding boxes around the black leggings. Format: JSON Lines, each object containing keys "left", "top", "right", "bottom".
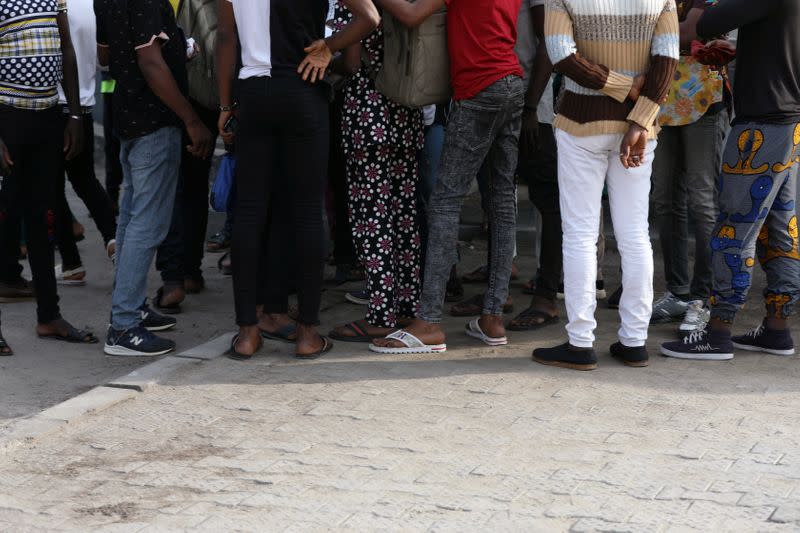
{"left": 232, "top": 76, "right": 329, "bottom": 326}
{"left": 0, "top": 105, "right": 62, "bottom": 323}
{"left": 55, "top": 113, "right": 118, "bottom": 269}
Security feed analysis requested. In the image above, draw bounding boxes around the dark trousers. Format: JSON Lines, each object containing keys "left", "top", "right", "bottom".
{"left": 156, "top": 100, "right": 219, "bottom": 284}
{"left": 55, "top": 113, "right": 118, "bottom": 268}
{"left": 103, "top": 92, "right": 123, "bottom": 207}
{"left": 328, "top": 92, "right": 355, "bottom": 266}
{"left": 0, "top": 105, "right": 62, "bottom": 323}
{"left": 232, "top": 76, "right": 329, "bottom": 326}
{"left": 524, "top": 124, "right": 561, "bottom": 301}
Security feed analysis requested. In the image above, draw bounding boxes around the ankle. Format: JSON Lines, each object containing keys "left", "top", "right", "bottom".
{"left": 765, "top": 317, "right": 788, "bottom": 331}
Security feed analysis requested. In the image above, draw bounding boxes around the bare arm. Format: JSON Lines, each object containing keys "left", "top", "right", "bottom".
{"left": 342, "top": 43, "right": 362, "bottom": 76}
{"left": 137, "top": 42, "right": 212, "bottom": 158}
{"left": 525, "top": 5, "right": 552, "bottom": 110}
{"left": 372, "top": 0, "right": 445, "bottom": 29}
{"left": 326, "top": 0, "right": 380, "bottom": 53}
{"left": 216, "top": 0, "right": 237, "bottom": 110}
{"left": 57, "top": 12, "right": 84, "bottom": 160}
{"left": 680, "top": 8, "right": 703, "bottom": 50}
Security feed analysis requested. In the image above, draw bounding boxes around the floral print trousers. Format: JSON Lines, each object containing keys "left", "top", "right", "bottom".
{"left": 346, "top": 143, "right": 422, "bottom": 328}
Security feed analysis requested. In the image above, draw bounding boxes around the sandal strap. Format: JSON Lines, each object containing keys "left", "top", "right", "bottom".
{"left": 385, "top": 330, "right": 425, "bottom": 349}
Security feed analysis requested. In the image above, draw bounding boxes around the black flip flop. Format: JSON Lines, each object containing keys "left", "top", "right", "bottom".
{"left": 0, "top": 334, "right": 13, "bottom": 356}
{"left": 226, "top": 334, "right": 262, "bottom": 361}
{"left": 296, "top": 336, "right": 333, "bottom": 360}
{"left": 328, "top": 321, "right": 379, "bottom": 343}
{"left": 38, "top": 324, "right": 98, "bottom": 344}
{"left": 261, "top": 324, "right": 297, "bottom": 344}
{"left": 507, "top": 308, "right": 560, "bottom": 332}
{"left": 154, "top": 286, "right": 182, "bottom": 315}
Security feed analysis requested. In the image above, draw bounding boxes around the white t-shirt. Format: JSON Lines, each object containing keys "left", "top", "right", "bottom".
{"left": 228, "top": 0, "right": 272, "bottom": 79}
{"left": 58, "top": 0, "right": 96, "bottom": 107}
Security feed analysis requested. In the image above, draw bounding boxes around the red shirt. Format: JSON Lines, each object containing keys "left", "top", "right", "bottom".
{"left": 445, "top": 0, "right": 523, "bottom": 101}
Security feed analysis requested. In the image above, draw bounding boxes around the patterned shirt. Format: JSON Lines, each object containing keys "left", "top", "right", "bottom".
{"left": 95, "top": 0, "right": 188, "bottom": 139}
{"left": 0, "top": 0, "right": 67, "bottom": 110}
{"left": 334, "top": 3, "right": 424, "bottom": 153}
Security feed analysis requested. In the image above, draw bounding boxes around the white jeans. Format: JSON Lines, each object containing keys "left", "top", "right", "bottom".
{"left": 556, "top": 130, "right": 655, "bottom": 348}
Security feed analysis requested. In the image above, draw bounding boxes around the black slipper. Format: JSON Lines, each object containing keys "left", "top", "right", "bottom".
{"left": 38, "top": 323, "right": 98, "bottom": 344}
{"left": 0, "top": 335, "right": 13, "bottom": 356}
{"left": 507, "top": 308, "right": 559, "bottom": 332}
{"left": 328, "top": 321, "right": 380, "bottom": 343}
{"left": 296, "top": 336, "right": 333, "bottom": 360}
{"left": 226, "top": 334, "right": 262, "bottom": 361}
{"left": 261, "top": 324, "right": 297, "bottom": 344}
{"left": 154, "top": 286, "right": 182, "bottom": 315}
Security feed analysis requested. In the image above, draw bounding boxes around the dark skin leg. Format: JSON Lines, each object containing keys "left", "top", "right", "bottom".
{"left": 234, "top": 324, "right": 261, "bottom": 356}
{"left": 371, "top": 314, "right": 507, "bottom": 348}
{"left": 508, "top": 295, "right": 559, "bottom": 329}
{"left": 160, "top": 285, "right": 186, "bottom": 307}
{"left": 331, "top": 319, "right": 395, "bottom": 339}
{"left": 295, "top": 324, "right": 326, "bottom": 357}
{"left": 709, "top": 317, "right": 731, "bottom": 333}
{"left": 244, "top": 306, "right": 325, "bottom": 356}
{"left": 258, "top": 309, "right": 297, "bottom": 341}
{"left": 766, "top": 317, "right": 788, "bottom": 331}
{"left": 35, "top": 318, "right": 91, "bottom": 340}
{"left": 372, "top": 318, "right": 446, "bottom": 348}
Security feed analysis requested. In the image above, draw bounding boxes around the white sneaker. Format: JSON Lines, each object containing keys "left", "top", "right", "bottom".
{"left": 650, "top": 291, "right": 689, "bottom": 323}
{"left": 54, "top": 264, "right": 86, "bottom": 286}
{"left": 679, "top": 300, "right": 710, "bottom": 333}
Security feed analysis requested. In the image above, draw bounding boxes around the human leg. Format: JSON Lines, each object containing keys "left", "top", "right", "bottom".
{"left": 66, "top": 115, "right": 118, "bottom": 245}
{"left": 606, "top": 138, "right": 657, "bottom": 348}
{"left": 682, "top": 111, "right": 728, "bottom": 301}
{"left": 553, "top": 131, "right": 609, "bottom": 348}
{"left": 111, "top": 127, "right": 182, "bottom": 331}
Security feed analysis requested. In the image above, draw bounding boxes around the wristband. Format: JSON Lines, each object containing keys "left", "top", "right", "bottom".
{"left": 219, "top": 103, "right": 238, "bottom": 112}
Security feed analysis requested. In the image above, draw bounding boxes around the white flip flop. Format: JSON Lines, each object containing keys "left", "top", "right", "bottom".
{"left": 55, "top": 264, "right": 87, "bottom": 286}
{"left": 369, "top": 330, "right": 447, "bottom": 354}
{"left": 465, "top": 318, "right": 508, "bottom": 346}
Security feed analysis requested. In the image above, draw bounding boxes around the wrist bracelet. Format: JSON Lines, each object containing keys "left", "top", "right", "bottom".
{"left": 219, "top": 103, "right": 238, "bottom": 112}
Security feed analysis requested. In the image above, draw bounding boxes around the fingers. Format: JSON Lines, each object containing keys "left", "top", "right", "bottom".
{"left": 620, "top": 144, "right": 631, "bottom": 170}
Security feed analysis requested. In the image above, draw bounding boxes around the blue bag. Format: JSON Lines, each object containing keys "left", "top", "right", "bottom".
{"left": 210, "top": 153, "right": 236, "bottom": 212}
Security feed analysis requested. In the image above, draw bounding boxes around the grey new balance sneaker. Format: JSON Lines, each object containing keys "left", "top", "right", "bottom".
{"left": 679, "top": 300, "right": 710, "bottom": 334}
{"left": 650, "top": 292, "right": 689, "bottom": 324}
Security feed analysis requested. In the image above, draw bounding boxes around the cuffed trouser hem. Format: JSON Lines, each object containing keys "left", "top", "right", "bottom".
{"left": 415, "top": 314, "right": 442, "bottom": 325}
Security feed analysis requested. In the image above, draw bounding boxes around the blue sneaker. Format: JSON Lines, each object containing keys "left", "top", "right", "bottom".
{"left": 733, "top": 322, "right": 795, "bottom": 356}
{"left": 140, "top": 302, "right": 177, "bottom": 332}
{"left": 661, "top": 328, "right": 734, "bottom": 361}
{"left": 104, "top": 326, "right": 176, "bottom": 357}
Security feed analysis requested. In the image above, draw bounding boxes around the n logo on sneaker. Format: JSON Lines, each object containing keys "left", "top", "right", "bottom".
{"left": 130, "top": 336, "right": 144, "bottom": 346}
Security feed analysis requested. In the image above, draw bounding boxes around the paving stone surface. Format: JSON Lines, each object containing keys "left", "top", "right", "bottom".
{"left": 1, "top": 298, "right": 799, "bottom": 531}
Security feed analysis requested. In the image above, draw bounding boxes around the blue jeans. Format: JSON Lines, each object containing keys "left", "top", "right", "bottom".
{"left": 419, "top": 122, "right": 445, "bottom": 206}
{"left": 112, "top": 127, "right": 181, "bottom": 330}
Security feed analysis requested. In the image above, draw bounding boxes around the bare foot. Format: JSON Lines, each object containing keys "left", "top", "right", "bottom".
{"left": 478, "top": 314, "right": 506, "bottom": 338}
{"left": 36, "top": 318, "right": 96, "bottom": 343}
{"left": 371, "top": 319, "right": 445, "bottom": 348}
{"left": 234, "top": 325, "right": 262, "bottom": 356}
{"left": 296, "top": 323, "right": 326, "bottom": 357}
{"left": 159, "top": 285, "right": 185, "bottom": 307}
{"left": 331, "top": 319, "right": 395, "bottom": 339}
{"left": 259, "top": 312, "right": 297, "bottom": 341}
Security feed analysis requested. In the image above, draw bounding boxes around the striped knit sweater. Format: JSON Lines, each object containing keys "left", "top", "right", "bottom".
{"left": 545, "top": 0, "right": 680, "bottom": 137}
